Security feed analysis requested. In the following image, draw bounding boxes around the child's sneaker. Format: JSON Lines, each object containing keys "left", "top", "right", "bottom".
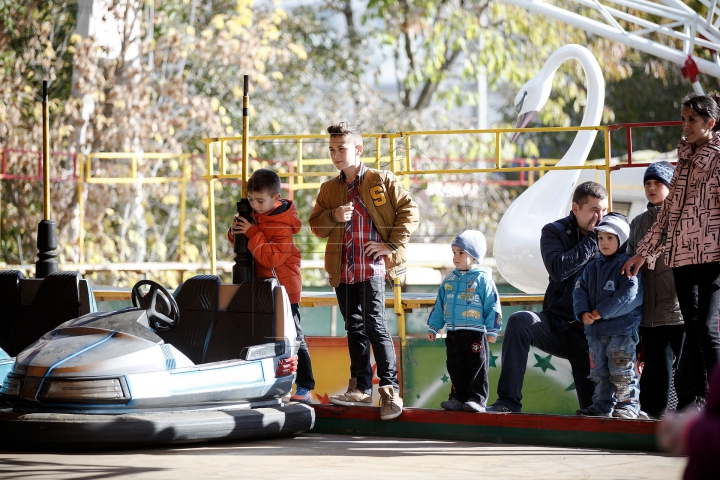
{"left": 290, "top": 386, "right": 313, "bottom": 404}
{"left": 576, "top": 405, "right": 611, "bottom": 417}
{"left": 378, "top": 386, "right": 403, "bottom": 420}
{"left": 486, "top": 402, "right": 515, "bottom": 413}
{"left": 328, "top": 378, "right": 372, "bottom": 407}
{"left": 462, "top": 401, "right": 486, "bottom": 413}
{"left": 637, "top": 411, "right": 651, "bottom": 420}
{"left": 440, "top": 398, "right": 464, "bottom": 411}
{"left": 612, "top": 407, "right": 639, "bottom": 419}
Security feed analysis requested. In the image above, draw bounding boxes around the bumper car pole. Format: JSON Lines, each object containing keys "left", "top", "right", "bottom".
{"left": 36, "top": 79, "right": 58, "bottom": 279}
{"left": 233, "top": 74, "right": 254, "bottom": 284}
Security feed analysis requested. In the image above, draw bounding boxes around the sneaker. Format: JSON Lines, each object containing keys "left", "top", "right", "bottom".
{"left": 637, "top": 410, "right": 652, "bottom": 420}
{"left": 290, "top": 386, "right": 313, "bottom": 404}
{"left": 328, "top": 378, "right": 372, "bottom": 407}
{"left": 440, "top": 398, "right": 464, "bottom": 411}
{"left": 576, "top": 406, "right": 611, "bottom": 417}
{"left": 462, "top": 401, "right": 486, "bottom": 413}
{"left": 688, "top": 396, "right": 706, "bottom": 413}
{"left": 612, "top": 407, "right": 639, "bottom": 419}
{"left": 378, "top": 385, "right": 403, "bottom": 420}
{"left": 486, "top": 402, "right": 515, "bottom": 413}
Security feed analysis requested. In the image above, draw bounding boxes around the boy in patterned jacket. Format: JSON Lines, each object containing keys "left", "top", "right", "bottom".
{"left": 427, "top": 230, "right": 502, "bottom": 413}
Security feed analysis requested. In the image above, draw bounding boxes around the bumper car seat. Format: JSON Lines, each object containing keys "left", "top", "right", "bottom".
{"left": 160, "top": 274, "right": 221, "bottom": 364}
{"left": 0, "top": 271, "right": 95, "bottom": 357}
{"left": 0, "top": 271, "right": 22, "bottom": 356}
{"left": 205, "top": 277, "right": 281, "bottom": 363}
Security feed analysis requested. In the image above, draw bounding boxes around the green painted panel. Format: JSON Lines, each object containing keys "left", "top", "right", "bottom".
{"left": 401, "top": 337, "right": 580, "bottom": 415}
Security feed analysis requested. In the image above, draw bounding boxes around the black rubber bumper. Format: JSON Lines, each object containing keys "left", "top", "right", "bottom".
{"left": 0, "top": 403, "right": 315, "bottom": 451}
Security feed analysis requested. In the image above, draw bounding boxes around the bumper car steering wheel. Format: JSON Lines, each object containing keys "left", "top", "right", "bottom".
{"left": 131, "top": 280, "right": 180, "bottom": 331}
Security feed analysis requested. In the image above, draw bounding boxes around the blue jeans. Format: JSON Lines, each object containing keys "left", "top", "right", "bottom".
{"left": 335, "top": 277, "right": 398, "bottom": 392}
{"left": 587, "top": 334, "right": 640, "bottom": 414}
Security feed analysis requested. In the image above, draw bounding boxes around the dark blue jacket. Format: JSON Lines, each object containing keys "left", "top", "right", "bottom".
{"left": 573, "top": 250, "right": 643, "bottom": 337}
{"left": 540, "top": 213, "right": 599, "bottom": 332}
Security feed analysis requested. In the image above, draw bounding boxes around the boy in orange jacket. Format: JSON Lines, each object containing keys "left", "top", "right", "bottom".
{"left": 228, "top": 168, "right": 314, "bottom": 403}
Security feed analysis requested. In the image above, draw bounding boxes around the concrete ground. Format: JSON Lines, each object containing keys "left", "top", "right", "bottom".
{"left": 0, "top": 434, "right": 686, "bottom": 480}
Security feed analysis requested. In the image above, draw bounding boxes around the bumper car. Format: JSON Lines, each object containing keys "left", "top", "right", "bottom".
{"left": 0, "top": 275, "right": 314, "bottom": 450}
{"left": 0, "top": 348, "right": 11, "bottom": 396}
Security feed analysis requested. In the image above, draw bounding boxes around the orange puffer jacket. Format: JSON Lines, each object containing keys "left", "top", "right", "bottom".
{"left": 242, "top": 200, "right": 302, "bottom": 304}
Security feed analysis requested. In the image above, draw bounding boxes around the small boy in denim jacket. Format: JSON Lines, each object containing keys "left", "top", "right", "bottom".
{"left": 573, "top": 213, "right": 643, "bottom": 418}
{"left": 427, "top": 230, "right": 502, "bottom": 413}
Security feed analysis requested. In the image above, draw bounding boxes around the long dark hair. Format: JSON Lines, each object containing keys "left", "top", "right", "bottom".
{"left": 681, "top": 92, "right": 720, "bottom": 132}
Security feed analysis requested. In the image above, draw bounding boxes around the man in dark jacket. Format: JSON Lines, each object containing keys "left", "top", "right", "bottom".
{"left": 487, "top": 181, "right": 608, "bottom": 413}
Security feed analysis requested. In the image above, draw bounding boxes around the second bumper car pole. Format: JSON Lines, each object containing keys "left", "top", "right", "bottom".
{"left": 35, "top": 80, "right": 58, "bottom": 278}
{"left": 232, "top": 74, "right": 254, "bottom": 284}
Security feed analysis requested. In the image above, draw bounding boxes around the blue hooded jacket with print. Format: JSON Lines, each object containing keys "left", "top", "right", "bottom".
{"left": 427, "top": 265, "right": 502, "bottom": 338}
{"left": 573, "top": 250, "right": 643, "bottom": 337}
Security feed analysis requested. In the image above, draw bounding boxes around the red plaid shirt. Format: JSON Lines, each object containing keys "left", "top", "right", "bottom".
{"left": 339, "top": 164, "right": 386, "bottom": 284}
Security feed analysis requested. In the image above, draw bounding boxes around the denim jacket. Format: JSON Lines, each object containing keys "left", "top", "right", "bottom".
{"left": 427, "top": 266, "right": 502, "bottom": 338}
{"left": 573, "top": 250, "right": 643, "bottom": 337}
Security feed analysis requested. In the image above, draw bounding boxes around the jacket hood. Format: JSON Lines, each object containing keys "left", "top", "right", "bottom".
{"left": 453, "top": 265, "right": 492, "bottom": 277}
{"left": 253, "top": 199, "right": 301, "bottom": 234}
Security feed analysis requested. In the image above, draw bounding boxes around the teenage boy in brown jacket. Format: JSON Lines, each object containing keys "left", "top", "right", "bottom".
{"left": 309, "top": 121, "right": 419, "bottom": 420}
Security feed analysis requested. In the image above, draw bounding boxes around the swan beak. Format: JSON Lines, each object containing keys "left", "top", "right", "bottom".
{"left": 511, "top": 111, "right": 538, "bottom": 143}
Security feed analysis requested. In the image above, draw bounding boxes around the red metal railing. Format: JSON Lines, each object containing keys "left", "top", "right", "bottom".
{"left": 608, "top": 121, "right": 682, "bottom": 168}
{"left": 0, "top": 149, "right": 78, "bottom": 181}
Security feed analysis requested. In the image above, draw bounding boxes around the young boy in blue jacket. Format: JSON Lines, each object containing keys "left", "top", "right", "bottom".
{"left": 573, "top": 213, "right": 643, "bottom": 419}
{"left": 427, "top": 230, "right": 502, "bottom": 413}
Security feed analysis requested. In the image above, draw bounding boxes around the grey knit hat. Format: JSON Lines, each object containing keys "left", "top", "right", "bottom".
{"left": 594, "top": 212, "right": 630, "bottom": 247}
{"left": 452, "top": 230, "right": 487, "bottom": 262}
{"left": 643, "top": 161, "right": 674, "bottom": 188}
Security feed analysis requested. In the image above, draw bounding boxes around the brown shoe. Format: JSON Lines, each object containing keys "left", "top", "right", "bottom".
{"left": 379, "top": 385, "right": 403, "bottom": 420}
{"left": 328, "top": 379, "right": 372, "bottom": 407}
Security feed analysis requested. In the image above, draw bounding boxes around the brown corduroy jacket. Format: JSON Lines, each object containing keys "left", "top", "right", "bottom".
{"left": 308, "top": 167, "right": 419, "bottom": 287}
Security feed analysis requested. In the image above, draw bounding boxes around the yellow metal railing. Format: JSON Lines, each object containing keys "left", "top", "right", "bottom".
{"left": 54, "top": 124, "right": 616, "bottom": 344}
{"left": 200, "top": 125, "right": 616, "bottom": 345}
{"left": 78, "top": 152, "right": 192, "bottom": 263}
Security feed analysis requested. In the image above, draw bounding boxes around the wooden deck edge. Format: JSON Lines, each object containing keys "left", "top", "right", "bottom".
{"left": 312, "top": 405, "right": 659, "bottom": 452}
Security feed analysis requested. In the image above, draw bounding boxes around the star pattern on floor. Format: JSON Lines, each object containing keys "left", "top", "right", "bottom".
{"left": 441, "top": 374, "right": 450, "bottom": 383}
{"left": 565, "top": 382, "right": 576, "bottom": 391}
{"left": 532, "top": 353, "right": 556, "bottom": 373}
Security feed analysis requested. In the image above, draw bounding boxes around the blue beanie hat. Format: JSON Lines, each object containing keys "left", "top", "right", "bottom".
{"left": 452, "top": 230, "right": 487, "bottom": 262}
{"left": 643, "top": 161, "right": 674, "bottom": 188}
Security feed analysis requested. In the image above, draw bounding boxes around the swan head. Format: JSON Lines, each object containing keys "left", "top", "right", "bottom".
{"left": 511, "top": 69, "right": 554, "bottom": 143}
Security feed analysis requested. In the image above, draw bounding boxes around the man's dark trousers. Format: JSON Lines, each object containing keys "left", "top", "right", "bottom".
{"left": 495, "top": 310, "right": 594, "bottom": 412}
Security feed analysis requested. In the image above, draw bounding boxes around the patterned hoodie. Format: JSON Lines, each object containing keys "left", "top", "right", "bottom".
{"left": 637, "top": 133, "right": 720, "bottom": 267}
{"left": 427, "top": 265, "right": 502, "bottom": 338}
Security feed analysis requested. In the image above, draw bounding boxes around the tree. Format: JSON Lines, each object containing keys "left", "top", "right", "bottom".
{"left": 0, "top": 0, "right": 308, "bottom": 287}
